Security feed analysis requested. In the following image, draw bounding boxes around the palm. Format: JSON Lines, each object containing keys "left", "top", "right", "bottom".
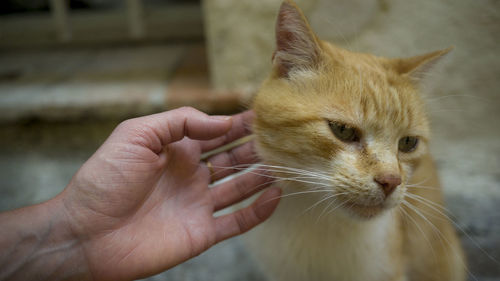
{"left": 61, "top": 108, "right": 280, "bottom": 281}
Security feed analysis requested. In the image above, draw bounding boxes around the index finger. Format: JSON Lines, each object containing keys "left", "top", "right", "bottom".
{"left": 111, "top": 107, "right": 232, "bottom": 154}
{"left": 199, "top": 110, "right": 254, "bottom": 153}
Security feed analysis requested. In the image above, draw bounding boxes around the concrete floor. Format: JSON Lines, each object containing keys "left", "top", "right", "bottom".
{"left": 0, "top": 44, "right": 498, "bottom": 280}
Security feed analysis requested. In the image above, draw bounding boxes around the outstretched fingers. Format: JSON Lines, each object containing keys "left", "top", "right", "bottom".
{"left": 214, "top": 187, "right": 281, "bottom": 243}
{"left": 199, "top": 110, "right": 254, "bottom": 153}
{"left": 204, "top": 141, "right": 258, "bottom": 182}
{"left": 210, "top": 170, "right": 273, "bottom": 212}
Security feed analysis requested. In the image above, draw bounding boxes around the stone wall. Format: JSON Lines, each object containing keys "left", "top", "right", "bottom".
{"left": 203, "top": 0, "right": 498, "bottom": 98}
{"left": 203, "top": 0, "right": 380, "bottom": 92}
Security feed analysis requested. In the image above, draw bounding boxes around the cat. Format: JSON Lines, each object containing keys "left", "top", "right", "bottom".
{"left": 246, "top": 1, "right": 466, "bottom": 280}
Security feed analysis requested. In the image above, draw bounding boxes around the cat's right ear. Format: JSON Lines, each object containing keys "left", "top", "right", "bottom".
{"left": 273, "top": 0, "right": 322, "bottom": 78}
{"left": 392, "top": 47, "right": 453, "bottom": 83}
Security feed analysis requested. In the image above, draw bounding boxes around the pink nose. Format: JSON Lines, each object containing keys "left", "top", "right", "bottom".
{"left": 374, "top": 174, "right": 402, "bottom": 197}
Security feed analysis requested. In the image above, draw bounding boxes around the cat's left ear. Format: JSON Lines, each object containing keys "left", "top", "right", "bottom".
{"left": 392, "top": 47, "right": 453, "bottom": 82}
{"left": 273, "top": 0, "right": 323, "bottom": 78}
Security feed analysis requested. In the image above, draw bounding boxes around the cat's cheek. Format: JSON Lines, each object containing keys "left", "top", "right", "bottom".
{"left": 331, "top": 150, "right": 358, "bottom": 170}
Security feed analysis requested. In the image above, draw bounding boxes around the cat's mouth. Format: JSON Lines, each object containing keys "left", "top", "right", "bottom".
{"left": 346, "top": 202, "right": 385, "bottom": 219}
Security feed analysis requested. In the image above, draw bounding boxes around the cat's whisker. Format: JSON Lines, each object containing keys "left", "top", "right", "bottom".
{"left": 255, "top": 172, "right": 331, "bottom": 185}
{"left": 406, "top": 176, "right": 433, "bottom": 187}
{"left": 450, "top": 222, "right": 500, "bottom": 266}
{"left": 267, "top": 176, "right": 331, "bottom": 188}
{"left": 402, "top": 200, "right": 457, "bottom": 274}
{"left": 402, "top": 201, "right": 479, "bottom": 281}
{"left": 301, "top": 192, "right": 350, "bottom": 216}
{"left": 210, "top": 163, "right": 333, "bottom": 182}
{"left": 314, "top": 196, "right": 351, "bottom": 224}
{"left": 251, "top": 172, "right": 333, "bottom": 188}
{"left": 398, "top": 205, "right": 438, "bottom": 261}
{"left": 253, "top": 164, "right": 333, "bottom": 179}
{"left": 406, "top": 185, "right": 440, "bottom": 191}
{"left": 235, "top": 176, "right": 299, "bottom": 195}
{"left": 405, "top": 194, "right": 500, "bottom": 265}
{"left": 222, "top": 166, "right": 336, "bottom": 191}
{"left": 261, "top": 189, "right": 339, "bottom": 204}
{"left": 404, "top": 193, "right": 451, "bottom": 214}
{"left": 402, "top": 200, "right": 451, "bottom": 244}
{"left": 253, "top": 173, "right": 332, "bottom": 189}
{"left": 323, "top": 197, "right": 352, "bottom": 220}
{"left": 315, "top": 200, "right": 337, "bottom": 224}
{"left": 262, "top": 171, "right": 331, "bottom": 182}
{"left": 209, "top": 164, "right": 333, "bottom": 185}
{"left": 403, "top": 196, "right": 452, "bottom": 224}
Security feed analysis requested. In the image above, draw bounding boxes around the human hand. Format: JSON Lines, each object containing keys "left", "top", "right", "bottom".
{"left": 58, "top": 107, "right": 280, "bottom": 280}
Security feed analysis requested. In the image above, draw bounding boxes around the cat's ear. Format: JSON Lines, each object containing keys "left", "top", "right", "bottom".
{"left": 273, "top": 0, "right": 322, "bottom": 78}
{"left": 392, "top": 47, "right": 453, "bottom": 83}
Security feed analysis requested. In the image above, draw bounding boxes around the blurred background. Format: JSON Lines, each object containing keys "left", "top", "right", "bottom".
{"left": 0, "top": 0, "right": 498, "bottom": 280}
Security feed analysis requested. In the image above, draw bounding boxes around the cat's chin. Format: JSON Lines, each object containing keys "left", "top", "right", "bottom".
{"left": 343, "top": 203, "right": 388, "bottom": 220}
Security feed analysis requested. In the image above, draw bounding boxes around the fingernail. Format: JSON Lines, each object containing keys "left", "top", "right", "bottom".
{"left": 211, "top": 115, "right": 232, "bottom": 121}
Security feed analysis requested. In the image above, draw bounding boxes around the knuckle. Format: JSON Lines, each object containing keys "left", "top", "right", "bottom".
{"left": 235, "top": 211, "right": 251, "bottom": 233}
{"left": 117, "top": 118, "right": 140, "bottom": 131}
{"left": 234, "top": 177, "right": 249, "bottom": 198}
{"left": 227, "top": 151, "right": 241, "bottom": 171}
{"left": 177, "top": 106, "right": 197, "bottom": 115}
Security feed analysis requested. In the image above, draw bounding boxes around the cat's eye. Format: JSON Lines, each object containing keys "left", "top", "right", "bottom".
{"left": 398, "top": 136, "right": 419, "bottom": 153}
{"left": 328, "top": 121, "right": 359, "bottom": 142}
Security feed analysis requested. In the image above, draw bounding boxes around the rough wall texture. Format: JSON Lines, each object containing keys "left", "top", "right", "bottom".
{"left": 203, "top": 0, "right": 498, "bottom": 93}
{"left": 203, "top": 0, "right": 380, "bottom": 92}
{"left": 203, "top": 0, "right": 500, "bottom": 279}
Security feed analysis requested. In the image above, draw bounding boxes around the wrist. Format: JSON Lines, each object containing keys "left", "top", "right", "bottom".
{"left": 43, "top": 195, "right": 93, "bottom": 280}
{"left": 0, "top": 195, "right": 92, "bottom": 281}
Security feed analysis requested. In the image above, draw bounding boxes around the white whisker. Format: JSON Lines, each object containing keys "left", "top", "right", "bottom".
{"left": 406, "top": 185, "right": 440, "bottom": 191}
{"left": 405, "top": 193, "right": 500, "bottom": 266}
{"left": 405, "top": 193, "right": 451, "bottom": 214}
{"left": 398, "top": 205, "right": 438, "bottom": 261}
{"left": 302, "top": 192, "right": 349, "bottom": 216}
{"left": 402, "top": 200, "right": 479, "bottom": 281}
{"left": 324, "top": 198, "right": 352, "bottom": 218}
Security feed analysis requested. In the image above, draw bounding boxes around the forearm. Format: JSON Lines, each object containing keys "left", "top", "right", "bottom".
{"left": 0, "top": 196, "right": 91, "bottom": 281}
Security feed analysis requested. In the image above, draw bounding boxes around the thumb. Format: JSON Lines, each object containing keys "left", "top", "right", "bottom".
{"left": 112, "top": 107, "right": 233, "bottom": 153}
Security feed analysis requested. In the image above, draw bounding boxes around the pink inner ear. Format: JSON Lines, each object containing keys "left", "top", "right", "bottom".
{"left": 276, "top": 8, "right": 298, "bottom": 53}
{"left": 274, "top": 4, "right": 302, "bottom": 77}
{"left": 273, "top": 1, "right": 321, "bottom": 78}
{"left": 275, "top": 25, "right": 297, "bottom": 77}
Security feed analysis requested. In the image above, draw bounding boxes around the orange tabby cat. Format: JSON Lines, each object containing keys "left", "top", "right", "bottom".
{"left": 247, "top": 1, "right": 466, "bottom": 280}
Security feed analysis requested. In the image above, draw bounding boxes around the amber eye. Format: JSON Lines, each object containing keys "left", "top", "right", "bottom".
{"left": 398, "top": 136, "right": 419, "bottom": 152}
{"left": 328, "top": 121, "right": 359, "bottom": 142}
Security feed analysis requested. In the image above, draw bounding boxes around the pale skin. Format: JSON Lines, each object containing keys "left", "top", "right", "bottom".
{"left": 0, "top": 107, "right": 281, "bottom": 281}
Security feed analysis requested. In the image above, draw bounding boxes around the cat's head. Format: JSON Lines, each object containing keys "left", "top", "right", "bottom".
{"left": 252, "top": 0, "right": 451, "bottom": 219}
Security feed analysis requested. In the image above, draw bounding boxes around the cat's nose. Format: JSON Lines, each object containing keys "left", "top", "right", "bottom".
{"left": 374, "top": 174, "right": 402, "bottom": 197}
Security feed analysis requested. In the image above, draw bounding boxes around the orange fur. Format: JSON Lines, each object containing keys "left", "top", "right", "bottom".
{"left": 247, "top": 1, "right": 466, "bottom": 280}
